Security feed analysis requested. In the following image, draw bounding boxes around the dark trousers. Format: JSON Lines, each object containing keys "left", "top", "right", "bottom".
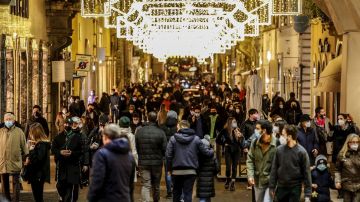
{"left": 216, "top": 143, "right": 222, "bottom": 174}
{"left": 275, "top": 185, "right": 301, "bottom": 202}
{"left": 225, "top": 146, "right": 240, "bottom": 179}
{"left": 172, "top": 175, "right": 196, "bottom": 202}
{"left": 30, "top": 179, "right": 45, "bottom": 202}
{"left": 56, "top": 180, "right": 79, "bottom": 202}
{"left": 1, "top": 173, "right": 20, "bottom": 202}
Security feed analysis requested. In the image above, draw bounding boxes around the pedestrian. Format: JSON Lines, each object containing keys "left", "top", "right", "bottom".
{"left": 217, "top": 117, "right": 245, "bottom": 191}
{"left": 88, "top": 90, "right": 96, "bottom": 104}
{"left": 312, "top": 107, "right": 332, "bottom": 155}
{"left": 297, "top": 114, "right": 319, "bottom": 165}
{"left": 189, "top": 105, "right": 207, "bottom": 138}
{"left": 88, "top": 124, "right": 136, "bottom": 202}
{"left": 135, "top": 111, "right": 167, "bottom": 202}
{"left": 335, "top": 134, "right": 360, "bottom": 202}
{"left": 55, "top": 107, "right": 69, "bottom": 135}
{"left": 98, "top": 92, "right": 111, "bottom": 115}
{"left": 0, "top": 112, "right": 28, "bottom": 202}
{"left": 196, "top": 135, "right": 218, "bottom": 202}
{"left": 88, "top": 114, "right": 108, "bottom": 166}
{"left": 83, "top": 103, "right": 99, "bottom": 127}
{"left": 24, "top": 123, "right": 51, "bottom": 202}
{"left": 52, "top": 117, "right": 84, "bottom": 202}
{"left": 110, "top": 89, "right": 120, "bottom": 123}
{"left": 246, "top": 120, "right": 277, "bottom": 202}
{"left": 166, "top": 120, "right": 214, "bottom": 202}
{"left": 130, "top": 113, "right": 142, "bottom": 134}
{"left": 25, "top": 105, "right": 50, "bottom": 137}
{"left": 119, "top": 116, "right": 138, "bottom": 181}
{"left": 269, "top": 125, "right": 312, "bottom": 202}
{"left": 240, "top": 108, "right": 259, "bottom": 143}
{"left": 311, "top": 155, "right": 334, "bottom": 202}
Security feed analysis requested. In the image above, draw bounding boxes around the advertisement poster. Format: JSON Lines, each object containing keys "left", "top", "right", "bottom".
{"left": 75, "top": 54, "right": 91, "bottom": 71}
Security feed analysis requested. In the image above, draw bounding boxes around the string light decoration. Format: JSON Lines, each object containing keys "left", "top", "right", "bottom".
{"left": 81, "top": 0, "right": 302, "bottom": 62}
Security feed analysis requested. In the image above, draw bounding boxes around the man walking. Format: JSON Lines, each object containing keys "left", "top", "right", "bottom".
{"left": 135, "top": 111, "right": 167, "bottom": 202}
{"left": 166, "top": 120, "right": 214, "bottom": 202}
{"left": 25, "top": 105, "right": 49, "bottom": 137}
{"left": 88, "top": 124, "right": 136, "bottom": 202}
{"left": 0, "top": 112, "right": 28, "bottom": 202}
{"left": 269, "top": 125, "right": 312, "bottom": 202}
{"left": 246, "top": 120, "right": 277, "bottom": 202}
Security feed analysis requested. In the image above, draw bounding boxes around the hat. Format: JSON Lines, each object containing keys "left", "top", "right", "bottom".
{"left": 119, "top": 116, "right": 130, "bottom": 128}
{"left": 315, "top": 155, "right": 327, "bottom": 166}
{"left": 99, "top": 114, "right": 109, "bottom": 125}
{"left": 299, "top": 114, "right": 311, "bottom": 122}
{"left": 167, "top": 110, "right": 178, "bottom": 120}
{"left": 71, "top": 116, "right": 81, "bottom": 124}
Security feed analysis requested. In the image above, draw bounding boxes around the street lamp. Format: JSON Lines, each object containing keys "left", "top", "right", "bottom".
{"left": 267, "top": 50, "right": 272, "bottom": 62}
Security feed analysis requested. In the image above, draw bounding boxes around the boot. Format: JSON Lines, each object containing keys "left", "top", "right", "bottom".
{"left": 224, "top": 179, "right": 230, "bottom": 189}
{"left": 230, "top": 181, "right": 235, "bottom": 191}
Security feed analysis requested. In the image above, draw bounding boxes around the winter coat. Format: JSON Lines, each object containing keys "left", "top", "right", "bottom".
{"left": 335, "top": 150, "right": 360, "bottom": 192}
{"left": 189, "top": 115, "right": 208, "bottom": 139}
{"left": 285, "top": 109, "right": 302, "bottom": 125}
{"left": 119, "top": 127, "right": 138, "bottom": 165}
{"left": 166, "top": 128, "right": 214, "bottom": 172}
{"left": 0, "top": 126, "right": 28, "bottom": 174}
{"left": 196, "top": 152, "right": 216, "bottom": 199}
{"left": 98, "top": 94, "right": 111, "bottom": 115}
{"left": 160, "top": 117, "right": 178, "bottom": 142}
{"left": 216, "top": 128, "right": 245, "bottom": 152}
{"left": 135, "top": 122, "right": 167, "bottom": 167}
{"left": 25, "top": 116, "right": 50, "bottom": 137}
{"left": 240, "top": 119, "right": 257, "bottom": 141}
{"left": 246, "top": 135, "right": 277, "bottom": 188}
{"left": 297, "top": 126, "right": 319, "bottom": 164}
{"left": 311, "top": 168, "right": 333, "bottom": 202}
{"left": 330, "top": 124, "right": 356, "bottom": 162}
{"left": 88, "top": 138, "right": 136, "bottom": 202}
{"left": 27, "top": 141, "right": 51, "bottom": 183}
{"left": 52, "top": 130, "right": 83, "bottom": 184}
{"left": 88, "top": 127, "right": 103, "bottom": 166}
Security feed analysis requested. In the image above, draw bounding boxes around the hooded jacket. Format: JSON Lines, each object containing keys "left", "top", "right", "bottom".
{"left": 166, "top": 128, "right": 214, "bottom": 172}
{"left": 160, "top": 117, "right": 178, "bottom": 142}
{"left": 88, "top": 138, "right": 136, "bottom": 202}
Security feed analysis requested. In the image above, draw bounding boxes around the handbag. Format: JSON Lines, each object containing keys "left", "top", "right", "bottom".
{"left": 21, "top": 165, "right": 30, "bottom": 182}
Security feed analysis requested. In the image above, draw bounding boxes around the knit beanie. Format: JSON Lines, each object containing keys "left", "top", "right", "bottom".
{"left": 119, "top": 116, "right": 130, "bottom": 128}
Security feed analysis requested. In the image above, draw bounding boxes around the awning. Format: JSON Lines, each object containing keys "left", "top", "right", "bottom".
{"left": 314, "top": 55, "right": 342, "bottom": 93}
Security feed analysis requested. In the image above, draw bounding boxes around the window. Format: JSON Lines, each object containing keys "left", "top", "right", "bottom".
{"left": 10, "top": 0, "right": 29, "bottom": 18}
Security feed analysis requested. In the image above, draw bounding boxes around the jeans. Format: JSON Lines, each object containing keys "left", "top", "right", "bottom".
{"left": 343, "top": 190, "right": 360, "bottom": 202}
{"left": 1, "top": 173, "right": 20, "bottom": 202}
{"left": 140, "top": 165, "right": 162, "bottom": 202}
{"left": 30, "top": 179, "right": 45, "bottom": 202}
{"left": 164, "top": 160, "right": 172, "bottom": 194}
{"left": 172, "top": 175, "right": 196, "bottom": 202}
{"left": 254, "top": 187, "right": 272, "bottom": 202}
{"left": 225, "top": 146, "right": 240, "bottom": 179}
{"left": 275, "top": 185, "right": 301, "bottom": 202}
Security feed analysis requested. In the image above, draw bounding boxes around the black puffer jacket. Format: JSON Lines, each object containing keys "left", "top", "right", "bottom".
{"left": 160, "top": 117, "right": 178, "bottom": 142}
{"left": 196, "top": 145, "right": 216, "bottom": 198}
{"left": 135, "top": 122, "right": 167, "bottom": 166}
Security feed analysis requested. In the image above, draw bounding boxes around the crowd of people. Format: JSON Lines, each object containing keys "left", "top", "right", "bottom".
{"left": 0, "top": 80, "right": 360, "bottom": 202}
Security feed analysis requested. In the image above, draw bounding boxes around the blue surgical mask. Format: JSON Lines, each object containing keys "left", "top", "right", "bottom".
{"left": 317, "top": 164, "right": 327, "bottom": 171}
{"left": 4, "top": 121, "right": 14, "bottom": 129}
{"left": 254, "top": 129, "right": 261, "bottom": 137}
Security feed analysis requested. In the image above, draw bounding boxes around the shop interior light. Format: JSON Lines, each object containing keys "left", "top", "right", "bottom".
{"left": 81, "top": 0, "right": 302, "bottom": 62}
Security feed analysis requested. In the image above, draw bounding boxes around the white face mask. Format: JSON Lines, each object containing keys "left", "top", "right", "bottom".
{"left": 236, "top": 109, "right": 240, "bottom": 113}
{"left": 305, "top": 122, "right": 311, "bottom": 128}
{"left": 231, "top": 122, "right": 238, "bottom": 129}
{"left": 273, "top": 126, "right": 280, "bottom": 134}
{"left": 338, "top": 119, "right": 345, "bottom": 126}
{"left": 279, "top": 136, "right": 287, "bottom": 145}
{"left": 254, "top": 129, "right": 261, "bottom": 137}
{"left": 350, "top": 144, "right": 359, "bottom": 151}
{"left": 279, "top": 105, "right": 284, "bottom": 109}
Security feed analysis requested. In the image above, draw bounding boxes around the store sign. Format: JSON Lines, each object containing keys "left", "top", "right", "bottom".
{"left": 76, "top": 71, "right": 88, "bottom": 77}
{"left": 52, "top": 61, "right": 74, "bottom": 82}
{"left": 75, "top": 55, "right": 91, "bottom": 71}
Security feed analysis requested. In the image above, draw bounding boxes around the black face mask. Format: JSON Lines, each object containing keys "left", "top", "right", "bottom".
{"left": 34, "top": 112, "right": 41, "bottom": 117}
{"left": 65, "top": 126, "right": 72, "bottom": 131}
{"left": 72, "top": 127, "right": 80, "bottom": 133}
{"left": 210, "top": 112, "right": 217, "bottom": 116}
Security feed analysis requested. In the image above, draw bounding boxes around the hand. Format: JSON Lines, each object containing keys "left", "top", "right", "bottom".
{"left": 312, "top": 149, "right": 318, "bottom": 156}
{"left": 29, "top": 145, "right": 35, "bottom": 151}
{"left": 270, "top": 191, "right": 275, "bottom": 199}
{"left": 243, "top": 148, "right": 249, "bottom": 153}
{"left": 335, "top": 182, "right": 342, "bottom": 189}
{"left": 304, "top": 197, "right": 311, "bottom": 202}
{"left": 60, "top": 150, "right": 71, "bottom": 156}
{"left": 248, "top": 178, "right": 255, "bottom": 186}
{"left": 82, "top": 166, "right": 88, "bottom": 172}
{"left": 24, "top": 157, "right": 30, "bottom": 166}
{"left": 312, "top": 184, "right": 318, "bottom": 189}
{"left": 90, "top": 143, "right": 99, "bottom": 150}
{"left": 192, "top": 116, "right": 196, "bottom": 123}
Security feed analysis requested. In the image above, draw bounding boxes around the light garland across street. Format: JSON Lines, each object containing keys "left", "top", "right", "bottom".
{"left": 81, "top": 0, "right": 302, "bottom": 62}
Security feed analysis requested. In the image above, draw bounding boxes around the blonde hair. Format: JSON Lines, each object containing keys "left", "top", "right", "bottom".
{"left": 29, "top": 123, "right": 49, "bottom": 143}
{"left": 339, "top": 133, "right": 359, "bottom": 158}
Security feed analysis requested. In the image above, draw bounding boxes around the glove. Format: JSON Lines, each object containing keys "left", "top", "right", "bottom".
{"left": 304, "top": 197, "right": 311, "bottom": 202}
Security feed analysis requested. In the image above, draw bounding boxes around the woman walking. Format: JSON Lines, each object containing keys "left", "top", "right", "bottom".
{"left": 335, "top": 134, "right": 360, "bottom": 202}
{"left": 25, "top": 123, "right": 51, "bottom": 202}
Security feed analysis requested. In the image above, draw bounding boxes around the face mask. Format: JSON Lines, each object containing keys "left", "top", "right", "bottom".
{"left": 4, "top": 121, "right": 14, "bottom": 129}
{"left": 317, "top": 164, "right": 327, "bottom": 172}
{"left": 279, "top": 136, "right": 287, "bottom": 145}
{"left": 273, "top": 126, "right": 280, "bottom": 134}
{"left": 34, "top": 112, "right": 41, "bottom": 117}
{"left": 254, "top": 129, "right": 261, "bottom": 137}
{"left": 210, "top": 112, "right": 217, "bottom": 116}
{"left": 229, "top": 107, "right": 234, "bottom": 111}
{"left": 194, "top": 113, "right": 200, "bottom": 117}
{"left": 279, "top": 105, "right": 284, "bottom": 109}
{"left": 62, "top": 110, "right": 67, "bottom": 114}
{"left": 253, "top": 114, "right": 260, "bottom": 121}
{"left": 129, "top": 110, "right": 134, "bottom": 113}
{"left": 184, "top": 97, "right": 190, "bottom": 101}
{"left": 305, "top": 122, "right": 311, "bottom": 128}
{"left": 236, "top": 109, "right": 240, "bottom": 113}
{"left": 133, "top": 98, "right": 137, "bottom": 101}
{"left": 231, "top": 122, "right": 238, "bottom": 129}
{"left": 65, "top": 126, "right": 72, "bottom": 131}
{"left": 133, "top": 120, "right": 139, "bottom": 125}
{"left": 338, "top": 119, "right": 345, "bottom": 126}
{"left": 79, "top": 123, "right": 83, "bottom": 128}
{"left": 350, "top": 144, "right": 359, "bottom": 151}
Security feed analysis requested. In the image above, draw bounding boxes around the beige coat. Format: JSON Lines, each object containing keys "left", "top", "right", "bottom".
{"left": 0, "top": 126, "right": 28, "bottom": 174}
